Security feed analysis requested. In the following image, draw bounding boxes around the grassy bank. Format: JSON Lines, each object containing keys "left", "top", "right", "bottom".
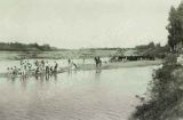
{"left": 131, "top": 60, "right": 183, "bottom": 120}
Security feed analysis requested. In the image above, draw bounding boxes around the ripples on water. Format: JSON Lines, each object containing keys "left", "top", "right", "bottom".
{"left": 0, "top": 65, "right": 157, "bottom": 120}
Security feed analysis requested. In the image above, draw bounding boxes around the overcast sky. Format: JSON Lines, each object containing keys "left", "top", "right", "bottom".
{"left": 0, "top": 0, "right": 182, "bottom": 48}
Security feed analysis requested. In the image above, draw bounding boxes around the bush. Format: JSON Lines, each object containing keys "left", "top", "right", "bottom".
{"left": 164, "top": 54, "right": 177, "bottom": 65}
{"left": 131, "top": 64, "right": 183, "bottom": 120}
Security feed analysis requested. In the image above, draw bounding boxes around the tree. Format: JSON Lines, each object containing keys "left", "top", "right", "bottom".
{"left": 167, "top": 3, "right": 183, "bottom": 52}
{"left": 148, "top": 42, "right": 155, "bottom": 48}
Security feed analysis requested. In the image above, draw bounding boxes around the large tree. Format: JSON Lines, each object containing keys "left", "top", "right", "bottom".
{"left": 167, "top": 3, "right": 183, "bottom": 52}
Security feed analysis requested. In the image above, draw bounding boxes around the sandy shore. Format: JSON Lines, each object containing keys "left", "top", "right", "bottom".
{"left": 77, "top": 60, "right": 163, "bottom": 71}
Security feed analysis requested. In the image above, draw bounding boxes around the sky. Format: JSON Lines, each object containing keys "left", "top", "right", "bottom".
{"left": 0, "top": 0, "right": 182, "bottom": 49}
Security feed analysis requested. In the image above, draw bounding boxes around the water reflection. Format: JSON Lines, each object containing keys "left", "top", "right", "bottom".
{"left": 6, "top": 73, "right": 60, "bottom": 90}
{"left": 95, "top": 69, "right": 101, "bottom": 81}
{"left": 33, "top": 73, "right": 58, "bottom": 81}
{"left": 20, "top": 78, "right": 27, "bottom": 89}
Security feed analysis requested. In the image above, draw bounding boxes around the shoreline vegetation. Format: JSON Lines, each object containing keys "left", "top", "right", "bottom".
{"left": 130, "top": 55, "right": 183, "bottom": 120}
{"left": 131, "top": 2, "right": 183, "bottom": 120}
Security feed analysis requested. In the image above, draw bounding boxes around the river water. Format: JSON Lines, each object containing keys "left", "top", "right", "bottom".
{"left": 0, "top": 64, "right": 157, "bottom": 120}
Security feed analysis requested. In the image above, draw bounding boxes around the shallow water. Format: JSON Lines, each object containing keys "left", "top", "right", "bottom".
{"left": 0, "top": 65, "right": 157, "bottom": 120}
{"left": 0, "top": 58, "right": 105, "bottom": 73}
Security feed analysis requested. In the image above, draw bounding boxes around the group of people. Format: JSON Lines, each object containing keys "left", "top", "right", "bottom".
{"left": 7, "top": 59, "right": 58, "bottom": 76}
{"left": 34, "top": 60, "right": 58, "bottom": 75}
{"left": 7, "top": 57, "right": 103, "bottom": 76}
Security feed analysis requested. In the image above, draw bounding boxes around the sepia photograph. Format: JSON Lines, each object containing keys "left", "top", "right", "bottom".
{"left": 0, "top": 0, "right": 183, "bottom": 120}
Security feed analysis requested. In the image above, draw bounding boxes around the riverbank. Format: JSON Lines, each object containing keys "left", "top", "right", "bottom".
{"left": 131, "top": 63, "right": 183, "bottom": 120}
{"left": 77, "top": 60, "right": 163, "bottom": 71}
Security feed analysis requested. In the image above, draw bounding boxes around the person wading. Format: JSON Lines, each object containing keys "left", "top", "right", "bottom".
{"left": 54, "top": 61, "right": 58, "bottom": 73}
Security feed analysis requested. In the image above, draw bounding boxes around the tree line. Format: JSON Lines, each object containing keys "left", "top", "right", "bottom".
{"left": 0, "top": 42, "right": 56, "bottom": 51}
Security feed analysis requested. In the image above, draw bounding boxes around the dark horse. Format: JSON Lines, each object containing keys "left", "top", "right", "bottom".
{"left": 94, "top": 57, "right": 102, "bottom": 68}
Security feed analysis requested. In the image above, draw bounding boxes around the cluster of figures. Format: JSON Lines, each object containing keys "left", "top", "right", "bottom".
{"left": 67, "top": 59, "right": 78, "bottom": 70}
{"left": 6, "top": 57, "right": 103, "bottom": 77}
{"left": 7, "top": 60, "right": 58, "bottom": 76}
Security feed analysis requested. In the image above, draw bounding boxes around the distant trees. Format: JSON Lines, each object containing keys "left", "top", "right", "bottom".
{"left": 135, "top": 42, "right": 169, "bottom": 59}
{"left": 135, "top": 41, "right": 157, "bottom": 49}
{"left": 0, "top": 42, "right": 54, "bottom": 51}
{"left": 167, "top": 2, "right": 183, "bottom": 52}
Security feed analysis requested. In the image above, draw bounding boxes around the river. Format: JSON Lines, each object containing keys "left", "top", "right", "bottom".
{"left": 0, "top": 64, "right": 157, "bottom": 120}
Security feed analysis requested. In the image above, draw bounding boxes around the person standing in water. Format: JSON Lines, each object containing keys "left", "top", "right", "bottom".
{"left": 40, "top": 60, "right": 45, "bottom": 72}
{"left": 68, "top": 59, "right": 71, "bottom": 65}
{"left": 94, "top": 57, "right": 98, "bottom": 67}
{"left": 45, "top": 61, "right": 50, "bottom": 80}
{"left": 54, "top": 61, "right": 58, "bottom": 73}
{"left": 45, "top": 61, "right": 49, "bottom": 74}
{"left": 21, "top": 65, "right": 26, "bottom": 77}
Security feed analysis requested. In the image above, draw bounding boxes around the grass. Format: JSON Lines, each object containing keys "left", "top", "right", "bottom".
{"left": 131, "top": 54, "right": 183, "bottom": 120}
